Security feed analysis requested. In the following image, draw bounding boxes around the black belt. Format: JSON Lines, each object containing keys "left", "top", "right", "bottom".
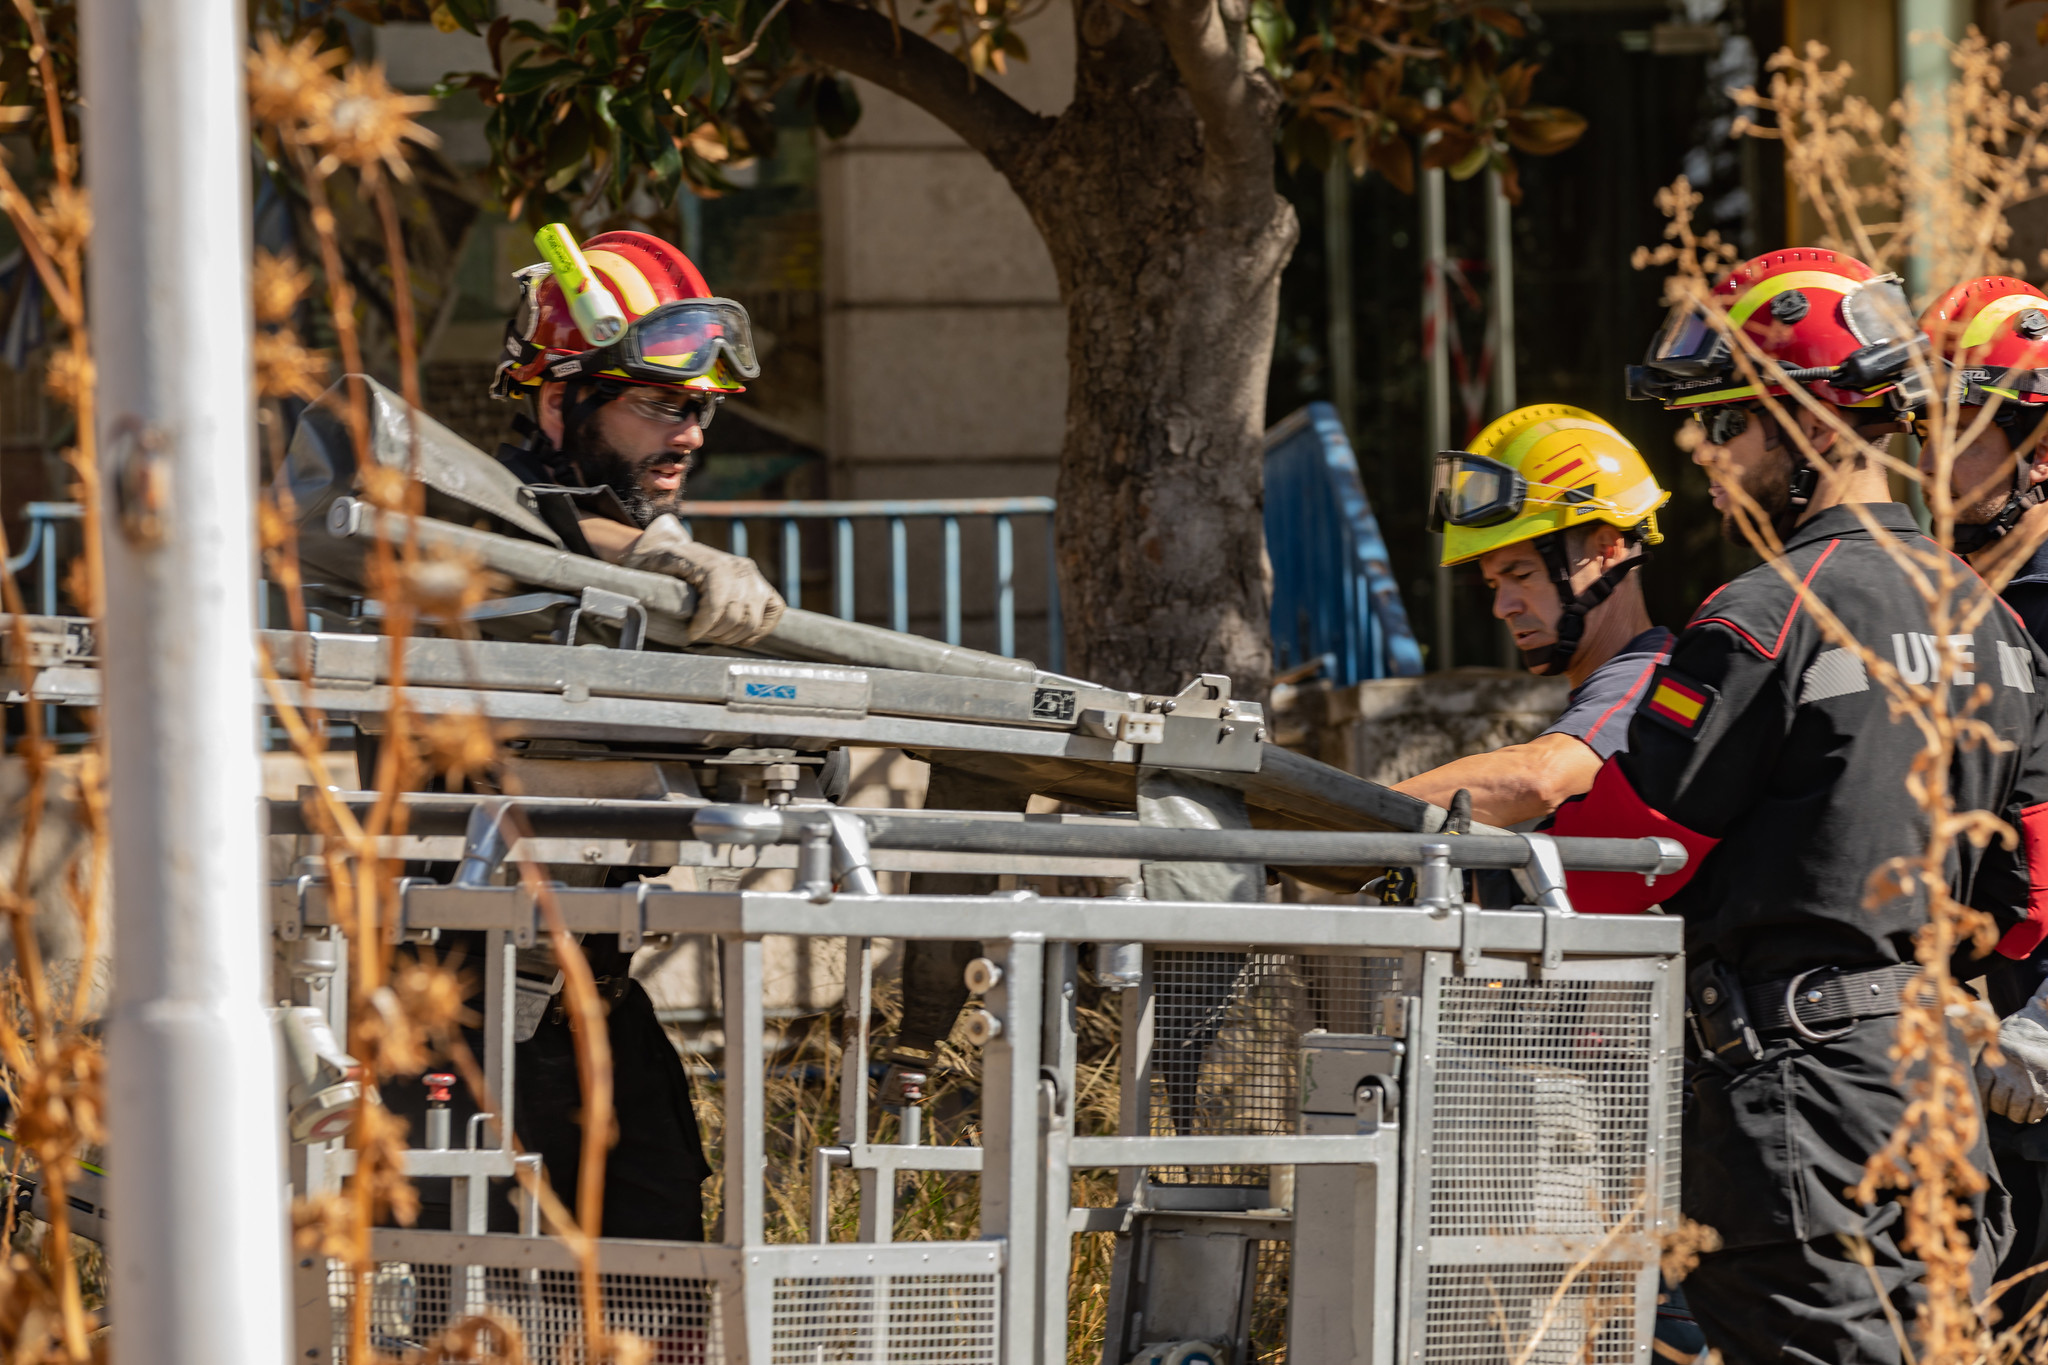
{"left": 1728, "top": 963, "right": 1920, "bottom": 1040}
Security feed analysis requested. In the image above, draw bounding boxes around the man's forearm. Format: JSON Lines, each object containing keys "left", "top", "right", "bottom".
{"left": 1390, "top": 734, "right": 1601, "bottom": 828}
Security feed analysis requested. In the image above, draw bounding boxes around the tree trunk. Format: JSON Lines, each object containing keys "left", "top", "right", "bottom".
{"left": 1010, "top": 4, "right": 1295, "bottom": 696}
{"left": 788, "top": 0, "right": 1295, "bottom": 696}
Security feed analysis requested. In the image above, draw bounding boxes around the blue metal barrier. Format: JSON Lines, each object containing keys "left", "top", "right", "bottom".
{"left": 1263, "top": 403, "right": 1424, "bottom": 683}
{"left": 5, "top": 500, "right": 80, "bottom": 616}
{"left": 676, "top": 497, "right": 1062, "bottom": 672}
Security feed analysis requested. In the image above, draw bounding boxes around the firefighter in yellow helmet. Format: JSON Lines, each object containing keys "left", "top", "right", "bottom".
{"left": 1391, "top": 404, "right": 1672, "bottom": 828}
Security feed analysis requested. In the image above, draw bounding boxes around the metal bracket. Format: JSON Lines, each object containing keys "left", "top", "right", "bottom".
{"left": 618, "top": 881, "right": 650, "bottom": 953}
{"left": 282, "top": 873, "right": 317, "bottom": 942}
{"left": 1416, "top": 841, "right": 1456, "bottom": 914}
{"left": 560, "top": 586, "right": 648, "bottom": 651}
{"left": 513, "top": 887, "right": 542, "bottom": 950}
{"left": 1520, "top": 833, "right": 1575, "bottom": 975}
{"left": 386, "top": 877, "right": 439, "bottom": 945}
{"left": 827, "top": 809, "right": 880, "bottom": 896}
{"left": 1458, "top": 902, "right": 1483, "bottom": 970}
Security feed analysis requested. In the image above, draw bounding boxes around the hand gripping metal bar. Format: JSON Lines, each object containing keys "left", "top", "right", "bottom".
{"left": 327, "top": 497, "right": 1041, "bottom": 684}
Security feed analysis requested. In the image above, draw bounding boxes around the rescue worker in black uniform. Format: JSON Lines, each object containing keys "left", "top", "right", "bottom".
{"left": 1913, "top": 274, "right": 2048, "bottom": 1321}
{"left": 462, "top": 228, "right": 786, "bottom": 1240}
{"left": 1544, "top": 248, "right": 2048, "bottom": 1364}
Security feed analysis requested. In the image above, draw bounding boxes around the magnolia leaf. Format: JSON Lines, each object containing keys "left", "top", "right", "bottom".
{"left": 1503, "top": 104, "right": 1587, "bottom": 156}
{"left": 1367, "top": 129, "right": 1414, "bottom": 193}
{"left": 1471, "top": 6, "right": 1523, "bottom": 37}
{"left": 1448, "top": 138, "right": 1491, "bottom": 179}
{"left": 1421, "top": 130, "right": 1476, "bottom": 169}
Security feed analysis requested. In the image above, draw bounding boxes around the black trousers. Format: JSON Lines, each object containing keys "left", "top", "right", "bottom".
{"left": 384, "top": 933, "right": 710, "bottom": 1241}
{"left": 1682, "top": 1014, "right": 2008, "bottom": 1365}
{"left": 1989, "top": 1114, "right": 2048, "bottom": 1328}
{"left": 515, "top": 938, "right": 711, "bottom": 1241}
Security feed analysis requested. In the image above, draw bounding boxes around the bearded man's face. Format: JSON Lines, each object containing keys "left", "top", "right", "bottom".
{"left": 562, "top": 386, "right": 708, "bottom": 526}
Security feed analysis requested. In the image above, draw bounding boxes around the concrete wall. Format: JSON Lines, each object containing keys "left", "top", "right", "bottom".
{"left": 818, "top": 15, "right": 1073, "bottom": 658}
{"left": 1272, "top": 670, "right": 1572, "bottom": 787}
{"left": 820, "top": 16, "right": 1072, "bottom": 503}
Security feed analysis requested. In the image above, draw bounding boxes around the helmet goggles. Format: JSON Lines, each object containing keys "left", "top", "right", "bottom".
{"left": 1629, "top": 273, "right": 1923, "bottom": 407}
{"left": 1430, "top": 452, "right": 1531, "bottom": 532}
{"left": 1429, "top": 449, "right": 1643, "bottom": 535}
{"left": 544, "top": 297, "right": 761, "bottom": 387}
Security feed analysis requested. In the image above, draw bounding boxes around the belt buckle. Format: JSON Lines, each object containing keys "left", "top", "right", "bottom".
{"left": 1784, "top": 967, "right": 1855, "bottom": 1043}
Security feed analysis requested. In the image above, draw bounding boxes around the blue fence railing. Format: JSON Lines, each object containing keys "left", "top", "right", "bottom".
{"left": 677, "top": 497, "right": 1062, "bottom": 672}
{"left": 1263, "top": 402, "right": 1424, "bottom": 684}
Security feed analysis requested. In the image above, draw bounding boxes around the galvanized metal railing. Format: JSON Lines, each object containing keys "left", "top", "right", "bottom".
{"left": 676, "top": 496, "right": 1062, "bottom": 670}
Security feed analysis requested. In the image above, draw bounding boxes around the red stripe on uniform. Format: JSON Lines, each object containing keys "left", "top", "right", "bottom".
{"left": 1998, "top": 800, "right": 2048, "bottom": 958}
{"left": 1581, "top": 652, "right": 1669, "bottom": 749}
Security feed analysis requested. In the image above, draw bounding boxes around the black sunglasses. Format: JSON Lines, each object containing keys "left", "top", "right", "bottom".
{"left": 1696, "top": 402, "right": 1773, "bottom": 447}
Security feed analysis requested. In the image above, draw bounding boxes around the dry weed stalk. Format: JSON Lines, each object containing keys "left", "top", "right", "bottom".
{"left": 1635, "top": 30, "right": 2048, "bottom": 1362}
{"left": 246, "top": 35, "right": 633, "bottom": 1365}
{"left": 0, "top": 1, "right": 107, "bottom": 1359}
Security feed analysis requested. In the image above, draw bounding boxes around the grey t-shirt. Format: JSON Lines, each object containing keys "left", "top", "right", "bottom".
{"left": 1540, "top": 626, "right": 1674, "bottom": 761}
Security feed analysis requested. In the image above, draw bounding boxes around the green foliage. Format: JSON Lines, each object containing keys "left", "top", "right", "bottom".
{"left": 361, "top": 0, "right": 1580, "bottom": 226}
{"left": 384, "top": 0, "right": 857, "bottom": 225}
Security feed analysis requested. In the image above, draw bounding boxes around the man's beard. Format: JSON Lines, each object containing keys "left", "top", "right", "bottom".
{"left": 561, "top": 410, "right": 685, "bottom": 528}
{"left": 1718, "top": 453, "right": 1795, "bottom": 544}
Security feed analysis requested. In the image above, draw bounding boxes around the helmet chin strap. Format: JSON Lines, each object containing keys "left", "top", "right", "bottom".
{"left": 1953, "top": 452, "right": 2048, "bottom": 555}
{"left": 1519, "top": 533, "right": 1651, "bottom": 677}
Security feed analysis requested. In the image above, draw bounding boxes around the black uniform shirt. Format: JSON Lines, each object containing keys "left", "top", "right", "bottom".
{"left": 1552, "top": 502, "right": 2048, "bottom": 980}
{"left": 2007, "top": 537, "right": 2048, "bottom": 650}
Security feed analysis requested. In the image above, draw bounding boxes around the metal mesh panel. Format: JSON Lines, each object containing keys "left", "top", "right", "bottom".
{"left": 770, "top": 1272, "right": 998, "bottom": 1364}
{"left": 329, "top": 1261, "right": 719, "bottom": 1362}
{"left": 1422, "top": 1263, "right": 1643, "bottom": 1365}
{"left": 1428, "top": 979, "right": 1657, "bottom": 1237}
{"left": 1249, "top": 1240, "right": 1291, "bottom": 1364}
{"left": 1147, "top": 951, "right": 1403, "bottom": 1185}
{"left": 771, "top": 1277, "right": 875, "bottom": 1362}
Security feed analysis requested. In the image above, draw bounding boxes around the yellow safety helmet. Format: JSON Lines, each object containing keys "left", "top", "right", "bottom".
{"left": 1431, "top": 404, "right": 1669, "bottom": 567}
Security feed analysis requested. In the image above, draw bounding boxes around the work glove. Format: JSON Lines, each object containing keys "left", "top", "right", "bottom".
{"left": 1978, "top": 995, "right": 2048, "bottom": 1124}
{"left": 620, "top": 514, "right": 786, "bottom": 647}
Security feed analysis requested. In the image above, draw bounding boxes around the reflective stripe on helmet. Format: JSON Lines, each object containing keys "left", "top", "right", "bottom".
{"left": 1961, "top": 291, "right": 2048, "bottom": 350}
{"left": 1725, "top": 269, "right": 1862, "bottom": 327}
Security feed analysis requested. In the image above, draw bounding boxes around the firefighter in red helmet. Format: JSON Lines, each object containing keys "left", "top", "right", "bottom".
{"left": 493, "top": 227, "right": 784, "bottom": 647}
{"left": 1914, "top": 274, "right": 2048, "bottom": 1325}
{"left": 1553, "top": 248, "right": 2048, "bottom": 1364}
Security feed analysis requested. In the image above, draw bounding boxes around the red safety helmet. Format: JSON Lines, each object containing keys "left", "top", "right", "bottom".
{"left": 1918, "top": 275, "right": 2048, "bottom": 410}
{"left": 1628, "top": 248, "right": 1926, "bottom": 412}
{"left": 491, "top": 230, "right": 756, "bottom": 400}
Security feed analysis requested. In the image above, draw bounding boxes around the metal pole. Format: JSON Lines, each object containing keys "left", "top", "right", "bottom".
{"left": 1486, "top": 168, "right": 1516, "bottom": 417}
{"left": 1325, "top": 159, "right": 1357, "bottom": 438}
{"left": 834, "top": 516, "right": 854, "bottom": 621}
{"left": 83, "top": 0, "right": 289, "bottom": 1360}
{"left": 942, "top": 515, "right": 962, "bottom": 645}
{"left": 1487, "top": 166, "right": 1519, "bottom": 668}
{"left": 1422, "top": 141, "right": 1452, "bottom": 670}
{"left": 781, "top": 516, "right": 802, "bottom": 609}
{"left": 1899, "top": 0, "right": 1965, "bottom": 535}
{"left": 995, "top": 514, "right": 1015, "bottom": 659}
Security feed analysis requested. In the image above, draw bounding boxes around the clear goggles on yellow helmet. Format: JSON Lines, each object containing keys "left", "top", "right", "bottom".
{"left": 1429, "top": 451, "right": 1533, "bottom": 532}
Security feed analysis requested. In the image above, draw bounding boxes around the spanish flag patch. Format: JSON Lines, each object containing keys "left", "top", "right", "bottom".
{"left": 1643, "top": 673, "right": 1716, "bottom": 738}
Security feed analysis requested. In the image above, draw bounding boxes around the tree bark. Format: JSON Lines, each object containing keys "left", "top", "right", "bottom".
{"left": 790, "top": 0, "right": 1296, "bottom": 696}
